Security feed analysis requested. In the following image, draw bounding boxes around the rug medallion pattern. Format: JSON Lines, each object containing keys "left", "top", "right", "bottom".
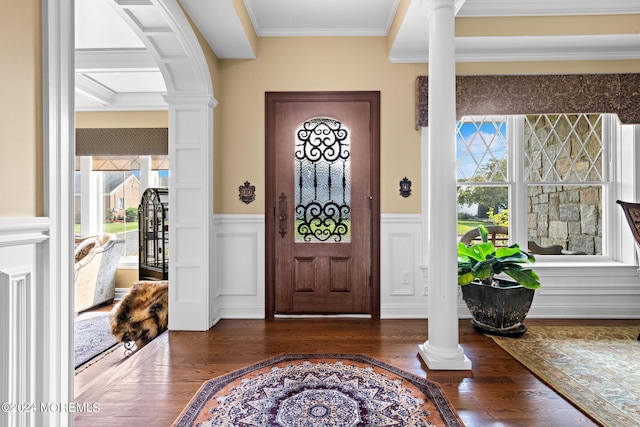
{"left": 491, "top": 325, "right": 640, "bottom": 427}
{"left": 174, "top": 354, "right": 463, "bottom": 427}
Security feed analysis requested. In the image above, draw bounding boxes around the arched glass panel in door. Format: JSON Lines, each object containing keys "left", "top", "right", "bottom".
{"left": 294, "top": 118, "right": 351, "bottom": 243}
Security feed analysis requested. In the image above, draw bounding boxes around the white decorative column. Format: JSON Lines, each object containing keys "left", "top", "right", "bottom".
{"left": 139, "top": 155, "right": 154, "bottom": 191}
{"left": 79, "top": 156, "right": 104, "bottom": 237}
{"left": 166, "top": 95, "right": 217, "bottom": 330}
{"left": 418, "top": 0, "right": 472, "bottom": 370}
{"left": 104, "top": 0, "right": 219, "bottom": 331}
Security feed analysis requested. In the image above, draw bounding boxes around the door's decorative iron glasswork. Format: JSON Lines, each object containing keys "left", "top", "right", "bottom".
{"left": 295, "top": 118, "right": 351, "bottom": 242}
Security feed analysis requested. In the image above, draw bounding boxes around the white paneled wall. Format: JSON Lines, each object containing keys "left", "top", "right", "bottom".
{"left": 213, "top": 213, "right": 640, "bottom": 319}
{"left": 214, "top": 215, "right": 265, "bottom": 318}
{"left": 380, "top": 214, "right": 429, "bottom": 318}
{"left": 0, "top": 219, "right": 48, "bottom": 427}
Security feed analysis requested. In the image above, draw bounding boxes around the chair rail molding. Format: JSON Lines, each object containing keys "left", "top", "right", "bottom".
{"left": 0, "top": 218, "right": 50, "bottom": 247}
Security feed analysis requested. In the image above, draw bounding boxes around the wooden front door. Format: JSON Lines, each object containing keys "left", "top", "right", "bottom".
{"left": 266, "top": 92, "right": 380, "bottom": 318}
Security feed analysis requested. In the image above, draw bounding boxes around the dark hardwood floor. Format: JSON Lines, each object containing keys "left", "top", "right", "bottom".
{"left": 74, "top": 318, "right": 639, "bottom": 426}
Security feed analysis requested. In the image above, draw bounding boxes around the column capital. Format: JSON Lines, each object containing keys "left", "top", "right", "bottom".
{"left": 163, "top": 94, "right": 218, "bottom": 108}
{"left": 427, "top": 0, "right": 456, "bottom": 11}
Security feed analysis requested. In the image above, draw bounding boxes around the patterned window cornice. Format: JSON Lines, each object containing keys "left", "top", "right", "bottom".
{"left": 76, "top": 128, "right": 168, "bottom": 156}
{"left": 416, "top": 73, "right": 640, "bottom": 129}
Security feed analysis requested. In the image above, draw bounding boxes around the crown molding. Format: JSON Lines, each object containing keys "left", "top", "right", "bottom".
{"left": 390, "top": 34, "right": 640, "bottom": 63}
{"left": 457, "top": 0, "right": 640, "bottom": 17}
{"left": 75, "top": 73, "right": 115, "bottom": 105}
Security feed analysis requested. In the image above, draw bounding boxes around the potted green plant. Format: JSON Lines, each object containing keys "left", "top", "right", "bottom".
{"left": 458, "top": 225, "right": 541, "bottom": 337}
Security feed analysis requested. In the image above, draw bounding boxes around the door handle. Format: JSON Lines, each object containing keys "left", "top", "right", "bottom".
{"left": 278, "top": 192, "right": 287, "bottom": 238}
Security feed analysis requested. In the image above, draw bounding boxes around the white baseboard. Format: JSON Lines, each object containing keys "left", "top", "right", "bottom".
{"left": 115, "top": 287, "right": 128, "bottom": 301}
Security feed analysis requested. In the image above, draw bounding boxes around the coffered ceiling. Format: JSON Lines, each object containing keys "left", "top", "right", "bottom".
{"left": 75, "top": 0, "right": 640, "bottom": 111}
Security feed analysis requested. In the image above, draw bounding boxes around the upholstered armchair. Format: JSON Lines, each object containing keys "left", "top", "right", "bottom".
{"left": 74, "top": 233, "right": 125, "bottom": 313}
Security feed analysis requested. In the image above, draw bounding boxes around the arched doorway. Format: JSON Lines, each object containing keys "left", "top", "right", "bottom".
{"left": 100, "top": 0, "right": 217, "bottom": 331}
{"left": 42, "top": 0, "right": 215, "bottom": 422}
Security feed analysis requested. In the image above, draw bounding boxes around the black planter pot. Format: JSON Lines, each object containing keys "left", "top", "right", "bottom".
{"left": 461, "top": 279, "right": 535, "bottom": 337}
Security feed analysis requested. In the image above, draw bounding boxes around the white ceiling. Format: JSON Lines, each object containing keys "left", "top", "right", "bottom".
{"left": 75, "top": 0, "right": 640, "bottom": 111}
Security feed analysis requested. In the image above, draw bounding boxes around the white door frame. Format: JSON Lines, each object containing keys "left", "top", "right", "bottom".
{"left": 42, "top": 0, "right": 216, "bottom": 423}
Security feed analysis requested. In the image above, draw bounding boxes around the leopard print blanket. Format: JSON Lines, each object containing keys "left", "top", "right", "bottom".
{"left": 110, "top": 280, "right": 168, "bottom": 349}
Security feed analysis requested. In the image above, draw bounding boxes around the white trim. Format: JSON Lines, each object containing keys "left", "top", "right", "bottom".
{"left": 75, "top": 48, "right": 158, "bottom": 72}
{"left": 0, "top": 219, "right": 50, "bottom": 247}
{"left": 180, "top": 0, "right": 256, "bottom": 59}
{"left": 42, "top": 0, "right": 75, "bottom": 423}
{"left": 115, "top": 288, "right": 129, "bottom": 301}
{"left": 457, "top": 34, "right": 640, "bottom": 63}
{"left": 75, "top": 0, "right": 218, "bottom": 332}
{"left": 244, "top": 0, "right": 400, "bottom": 38}
{"left": 210, "top": 213, "right": 640, "bottom": 319}
{"left": 457, "top": 0, "right": 640, "bottom": 17}
{"left": 603, "top": 115, "right": 618, "bottom": 260}
{"left": 509, "top": 116, "right": 528, "bottom": 247}
{"left": 390, "top": 34, "right": 640, "bottom": 63}
{"left": 420, "top": 129, "right": 430, "bottom": 266}
{"left": 0, "top": 266, "right": 36, "bottom": 427}
{"left": 614, "top": 123, "right": 640, "bottom": 265}
{"left": 118, "top": 256, "right": 138, "bottom": 270}
{"left": 214, "top": 214, "right": 264, "bottom": 319}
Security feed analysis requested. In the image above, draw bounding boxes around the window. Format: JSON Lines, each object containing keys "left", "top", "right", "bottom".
{"left": 75, "top": 155, "right": 169, "bottom": 258}
{"left": 457, "top": 114, "right": 613, "bottom": 257}
{"left": 456, "top": 116, "right": 509, "bottom": 243}
{"left": 294, "top": 118, "right": 351, "bottom": 243}
{"left": 524, "top": 115, "right": 605, "bottom": 255}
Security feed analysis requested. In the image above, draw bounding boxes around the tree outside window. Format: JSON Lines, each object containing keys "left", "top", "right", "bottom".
{"left": 456, "top": 114, "right": 607, "bottom": 256}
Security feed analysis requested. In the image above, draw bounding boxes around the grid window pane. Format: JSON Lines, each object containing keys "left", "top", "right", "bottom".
{"left": 524, "top": 114, "right": 603, "bottom": 183}
{"left": 456, "top": 118, "right": 508, "bottom": 182}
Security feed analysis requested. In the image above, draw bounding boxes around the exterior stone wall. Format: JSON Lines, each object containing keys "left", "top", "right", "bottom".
{"left": 528, "top": 185, "right": 602, "bottom": 254}
{"left": 525, "top": 114, "right": 603, "bottom": 255}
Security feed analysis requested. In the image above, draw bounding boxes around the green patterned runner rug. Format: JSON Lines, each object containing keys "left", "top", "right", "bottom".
{"left": 491, "top": 325, "right": 640, "bottom": 427}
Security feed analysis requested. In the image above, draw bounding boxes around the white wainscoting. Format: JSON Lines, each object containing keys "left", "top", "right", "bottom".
{"left": 212, "top": 214, "right": 430, "bottom": 318}
{"left": 212, "top": 214, "right": 640, "bottom": 319}
{"left": 213, "top": 215, "right": 265, "bottom": 318}
{"left": 525, "top": 262, "right": 640, "bottom": 318}
{"left": 0, "top": 218, "right": 49, "bottom": 427}
{"left": 380, "top": 214, "right": 429, "bottom": 318}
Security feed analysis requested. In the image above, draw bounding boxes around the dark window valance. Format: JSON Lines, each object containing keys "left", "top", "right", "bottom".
{"left": 415, "top": 73, "right": 640, "bottom": 129}
{"left": 76, "top": 128, "right": 168, "bottom": 156}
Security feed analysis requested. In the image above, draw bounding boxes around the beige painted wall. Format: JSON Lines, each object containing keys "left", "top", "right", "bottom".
{"left": 213, "top": 35, "right": 640, "bottom": 215}
{"left": 115, "top": 268, "right": 139, "bottom": 289}
{"left": 456, "top": 14, "right": 640, "bottom": 37}
{"left": 76, "top": 111, "right": 168, "bottom": 128}
{"left": 216, "top": 37, "right": 426, "bottom": 214}
{"left": 3, "top": 4, "right": 640, "bottom": 220}
{"left": 1, "top": 1, "right": 41, "bottom": 217}
{"left": 457, "top": 60, "right": 640, "bottom": 76}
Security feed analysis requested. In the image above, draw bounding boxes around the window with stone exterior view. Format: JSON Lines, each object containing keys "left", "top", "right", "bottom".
{"left": 457, "top": 114, "right": 610, "bottom": 256}
{"left": 525, "top": 114, "right": 604, "bottom": 255}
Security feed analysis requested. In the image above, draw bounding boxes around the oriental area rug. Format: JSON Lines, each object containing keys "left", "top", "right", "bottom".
{"left": 173, "top": 353, "right": 464, "bottom": 427}
{"left": 491, "top": 325, "right": 640, "bottom": 427}
{"left": 74, "top": 311, "right": 119, "bottom": 370}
